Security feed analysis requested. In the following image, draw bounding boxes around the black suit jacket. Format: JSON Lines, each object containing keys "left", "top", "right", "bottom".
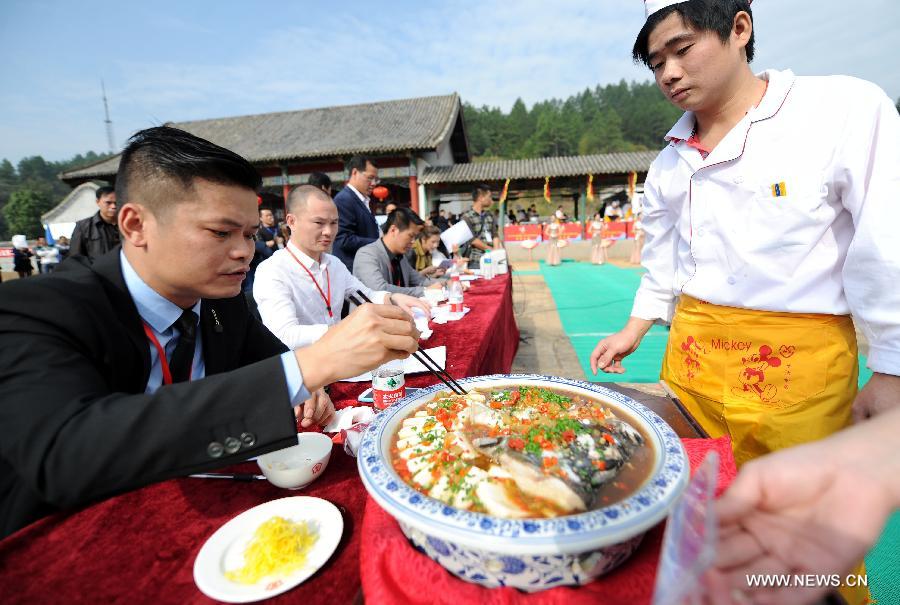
{"left": 68, "top": 211, "right": 120, "bottom": 264}
{"left": 0, "top": 249, "right": 299, "bottom": 538}
{"left": 333, "top": 186, "right": 380, "bottom": 270}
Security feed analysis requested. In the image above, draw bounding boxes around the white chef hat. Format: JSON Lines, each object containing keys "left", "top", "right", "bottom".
{"left": 644, "top": 0, "right": 752, "bottom": 20}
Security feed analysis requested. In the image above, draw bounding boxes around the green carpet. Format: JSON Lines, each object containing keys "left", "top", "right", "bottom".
{"left": 538, "top": 260, "right": 666, "bottom": 383}
{"left": 539, "top": 260, "right": 899, "bottom": 602}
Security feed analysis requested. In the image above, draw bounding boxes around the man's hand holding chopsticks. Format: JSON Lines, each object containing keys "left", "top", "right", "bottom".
{"left": 294, "top": 303, "right": 419, "bottom": 391}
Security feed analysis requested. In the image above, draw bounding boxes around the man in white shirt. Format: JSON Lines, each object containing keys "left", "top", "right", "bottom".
{"left": 254, "top": 185, "right": 430, "bottom": 351}
{"left": 590, "top": 0, "right": 900, "bottom": 469}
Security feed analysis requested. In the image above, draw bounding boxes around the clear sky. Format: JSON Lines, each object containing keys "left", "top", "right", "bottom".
{"left": 1, "top": 0, "right": 898, "bottom": 165}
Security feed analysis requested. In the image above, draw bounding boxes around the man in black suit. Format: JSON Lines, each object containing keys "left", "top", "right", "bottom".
{"left": 0, "top": 127, "right": 419, "bottom": 538}
{"left": 256, "top": 206, "right": 284, "bottom": 251}
{"left": 332, "top": 156, "right": 381, "bottom": 270}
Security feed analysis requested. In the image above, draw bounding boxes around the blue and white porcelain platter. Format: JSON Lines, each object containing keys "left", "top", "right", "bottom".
{"left": 357, "top": 375, "right": 689, "bottom": 590}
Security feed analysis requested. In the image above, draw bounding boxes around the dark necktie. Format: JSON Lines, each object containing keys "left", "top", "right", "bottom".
{"left": 169, "top": 309, "right": 198, "bottom": 383}
{"left": 390, "top": 256, "right": 405, "bottom": 287}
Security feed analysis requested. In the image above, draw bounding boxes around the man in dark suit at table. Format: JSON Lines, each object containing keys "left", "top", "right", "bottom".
{"left": 332, "top": 156, "right": 381, "bottom": 271}
{"left": 0, "top": 126, "right": 419, "bottom": 539}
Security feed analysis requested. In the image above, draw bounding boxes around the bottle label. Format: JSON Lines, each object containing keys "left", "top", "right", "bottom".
{"left": 373, "top": 370, "right": 406, "bottom": 410}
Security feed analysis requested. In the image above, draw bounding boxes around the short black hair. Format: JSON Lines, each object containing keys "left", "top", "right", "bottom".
{"left": 384, "top": 207, "right": 424, "bottom": 233}
{"left": 95, "top": 185, "right": 115, "bottom": 200}
{"left": 472, "top": 183, "right": 492, "bottom": 202}
{"left": 346, "top": 156, "right": 376, "bottom": 174}
{"left": 116, "top": 126, "right": 261, "bottom": 217}
{"left": 633, "top": 0, "right": 754, "bottom": 67}
{"left": 307, "top": 171, "right": 332, "bottom": 190}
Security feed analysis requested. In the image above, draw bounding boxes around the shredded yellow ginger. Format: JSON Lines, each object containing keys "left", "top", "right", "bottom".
{"left": 225, "top": 516, "right": 318, "bottom": 584}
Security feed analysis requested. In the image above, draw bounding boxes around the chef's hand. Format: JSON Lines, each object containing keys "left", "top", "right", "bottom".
{"left": 590, "top": 317, "right": 653, "bottom": 374}
{"left": 704, "top": 409, "right": 900, "bottom": 605}
{"left": 295, "top": 388, "right": 335, "bottom": 428}
{"left": 852, "top": 372, "right": 900, "bottom": 421}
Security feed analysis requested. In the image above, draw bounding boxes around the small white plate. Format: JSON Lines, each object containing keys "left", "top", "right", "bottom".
{"left": 193, "top": 496, "right": 343, "bottom": 603}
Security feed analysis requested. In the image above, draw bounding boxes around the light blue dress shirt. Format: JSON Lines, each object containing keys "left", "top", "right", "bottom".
{"left": 120, "top": 252, "right": 309, "bottom": 404}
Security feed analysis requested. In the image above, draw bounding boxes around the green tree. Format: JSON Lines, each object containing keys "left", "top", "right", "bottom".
{"left": 4, "top": 185, "right": 55, "bottom": 238}
{"left": 578, "top": 109, "right": 637, "bottom": 155}
{"left": 462, "top": 79, "right": 683, "bottom": 159}
{"left": 0, "top": 159, "right": 18, "bottom": 240}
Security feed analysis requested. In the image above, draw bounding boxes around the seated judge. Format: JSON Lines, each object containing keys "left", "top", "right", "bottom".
{"left": 353, "top": 208, "right": 444, "bottom": 297}
{"left": 0, "top": 126, "right": 419, "bottom": 539}
{"left": 406, "top": 225, "right": 447, "bottom": 279}
{"left": 253, "top": 184, "right": 430, "bottom": 350}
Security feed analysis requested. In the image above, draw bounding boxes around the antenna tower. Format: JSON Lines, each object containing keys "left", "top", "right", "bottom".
{"left": 101, "top": 80, "right": 115, "bottom": 153}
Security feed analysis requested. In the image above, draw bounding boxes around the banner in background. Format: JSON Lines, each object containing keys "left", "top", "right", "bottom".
{"left": 602, "top": 221, "right": 629, "bottom": 240}
{"left": 499, "top": 178, "right": 510, "bottom": 204}
{"left": 503, "top": 223, "right": 543, "bottom": 245}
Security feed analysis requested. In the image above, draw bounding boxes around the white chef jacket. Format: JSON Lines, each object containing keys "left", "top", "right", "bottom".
{"left": 632, "top": 69, "right": 900, "bottom": 374}
{"left": 253, "top": 241, "right": 390, "bottom": 350}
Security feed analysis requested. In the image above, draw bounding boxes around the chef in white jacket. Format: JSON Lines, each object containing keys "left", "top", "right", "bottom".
{"left": 591, "top": 0, "right": 900, "bottom": 472}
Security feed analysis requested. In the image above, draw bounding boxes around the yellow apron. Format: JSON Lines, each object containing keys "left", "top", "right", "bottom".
{"left": 661, "top": 295, "right": 868, "bottom": 605}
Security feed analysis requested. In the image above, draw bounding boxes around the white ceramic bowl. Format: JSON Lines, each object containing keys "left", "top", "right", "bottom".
{"left": 358, "top": 374, "right": 689, "bottom": 591}
{"left": 257, "top": 433, "right": 333, "bottom": 490}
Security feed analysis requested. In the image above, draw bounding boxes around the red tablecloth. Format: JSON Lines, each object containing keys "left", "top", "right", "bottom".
{"left": 360, "top": 437, "right": 737, "bottom": 605}
{"left": 0, "top": 274, "right": 519, "bottom": 605}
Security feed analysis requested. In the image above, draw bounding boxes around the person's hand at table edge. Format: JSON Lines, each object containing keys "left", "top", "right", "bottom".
{"left": 295, "top": 388, "right": 335, "bottom": 428}
{"left": 702, "top": 405, "right": 900, "bottom": 605}
{"left": 295, "top": 302, "right": 419, "bottom": 390}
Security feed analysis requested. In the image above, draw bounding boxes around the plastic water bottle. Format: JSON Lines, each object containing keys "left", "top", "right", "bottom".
{"left": 448, "top": 273, "right": 464, "bottom": 313}
{"left": 483, "top": 254, "right": 493, "bottom": 280}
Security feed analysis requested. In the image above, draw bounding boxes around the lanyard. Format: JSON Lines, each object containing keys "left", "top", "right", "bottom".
{"left": 286, "top": 247, "right": 332, "bottom": 317}
{"left": 142, "top": 322, "right": 192, "bottom": 385}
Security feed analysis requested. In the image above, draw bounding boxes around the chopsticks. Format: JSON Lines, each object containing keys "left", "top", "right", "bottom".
{"left": 188, "top": 473, "right": 266, "bottom": 481}
{"left": 349, "top": 290, "right": 468, "bottom": 396}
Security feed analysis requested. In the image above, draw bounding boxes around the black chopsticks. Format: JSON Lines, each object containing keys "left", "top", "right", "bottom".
{"left": 349, "top": 290, "right": 468, "bottom": 396}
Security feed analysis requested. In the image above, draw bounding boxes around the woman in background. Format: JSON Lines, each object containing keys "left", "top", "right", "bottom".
{"left": 12, "top": 235, "right": 34, "bottom": 279}
{"left": 588, "top": 212, "right": 605, "bottom": 265}
{"left": 407, "top": 225, "right": 446, "bottom": 278}
{"left": 629, "top": 213, "right": 644, "bottom": 265}
{"left": 545, "top": 218, "right": 562, "bottom": 266}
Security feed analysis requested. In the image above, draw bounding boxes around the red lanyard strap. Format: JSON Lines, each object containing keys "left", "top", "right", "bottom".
{"left": 286, "top": 247, "right": 332, "bottom": 318}
{"left": 142, "top": 322, "right": 192, "bottom": 385}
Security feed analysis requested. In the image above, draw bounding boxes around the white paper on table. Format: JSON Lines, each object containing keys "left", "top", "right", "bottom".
{"left": 440, "top": 220, "right": 473, "bottom": 251}
{"left": 431, "top": 306, "right": 471, "bottom": 324}
{"left": 459, "top": 274, "right": 481, "bottom": 282}
{"left": 340, "top": 345, "right": 447, "bottom": 382}
{"left": 322, "top": 406, "right": 375, "bottom": 433}
{"left": 411, "top": 307, "right": 433, "bottom": 339}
